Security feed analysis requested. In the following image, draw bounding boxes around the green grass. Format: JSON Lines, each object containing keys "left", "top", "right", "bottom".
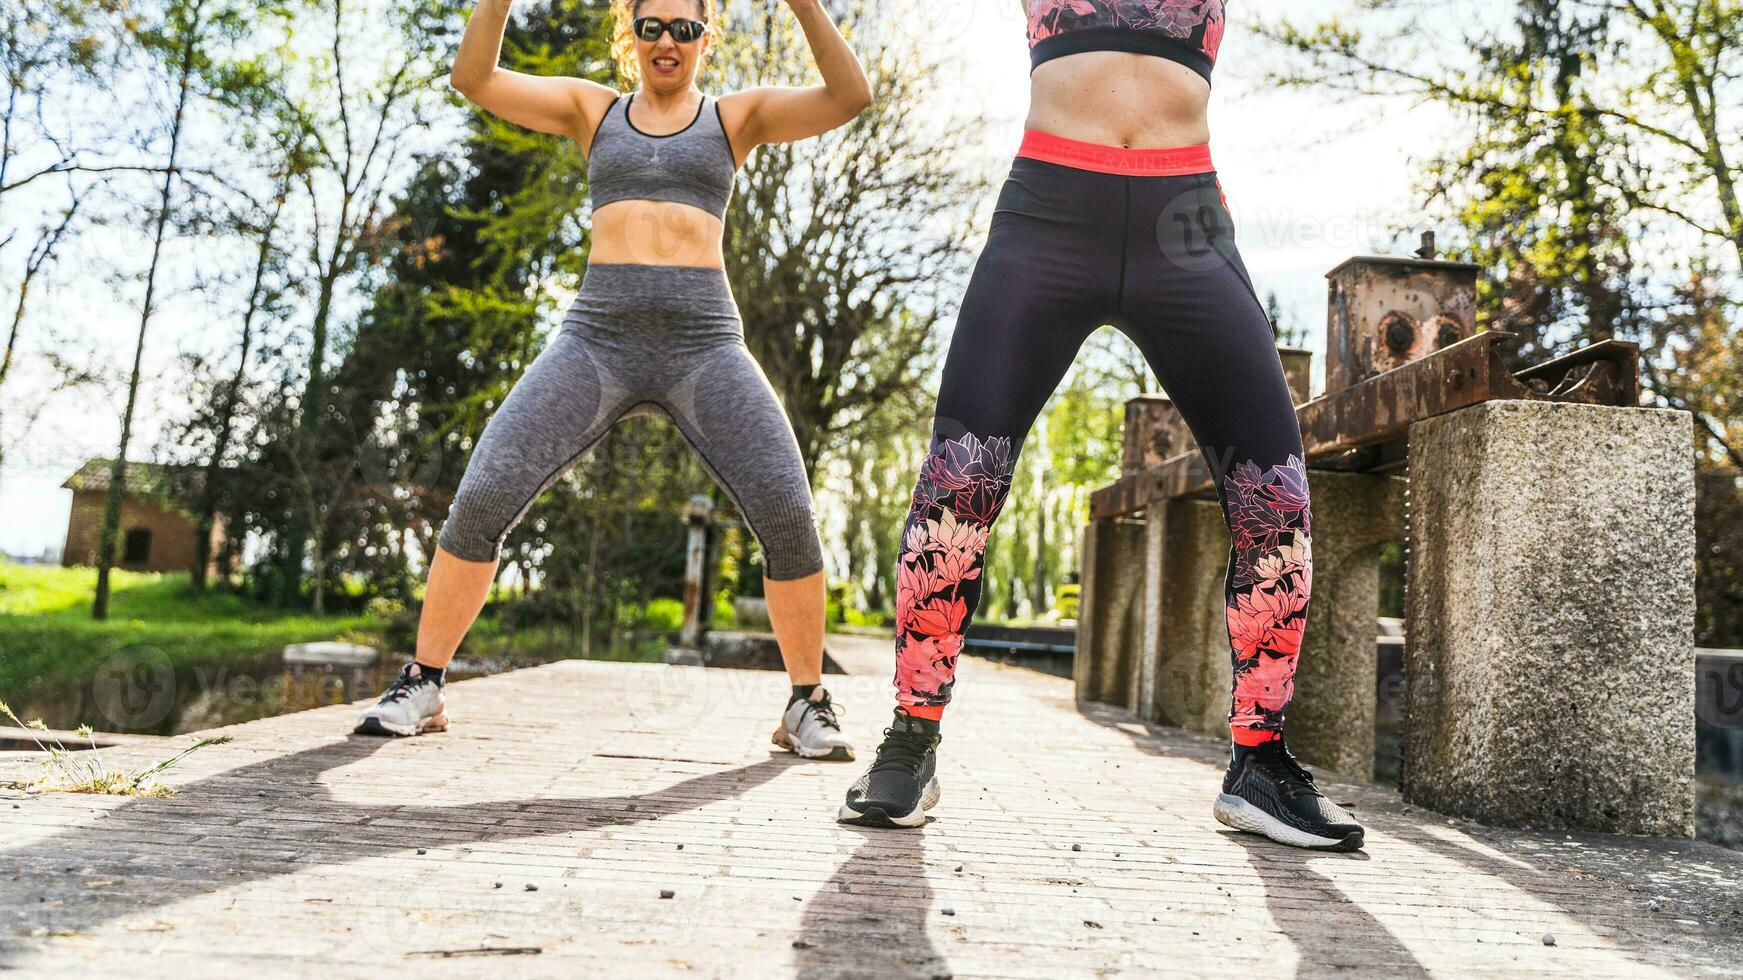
{"left": 0, "top": 560, "right": 380, "bottom": 721}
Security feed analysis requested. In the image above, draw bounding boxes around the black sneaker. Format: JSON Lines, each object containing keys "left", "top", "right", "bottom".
{"left": 1214, "top": 739, "right": 1364, "bottom": 851}
{"left": 836, "top": 712, "right": 941, "bottom": 828}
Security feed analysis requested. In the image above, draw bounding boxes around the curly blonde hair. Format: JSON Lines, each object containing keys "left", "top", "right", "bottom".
{"left": 610, "top": 0, "right": 718, "bottom": 85}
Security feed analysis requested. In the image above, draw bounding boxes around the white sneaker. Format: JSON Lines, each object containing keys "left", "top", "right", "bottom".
{"left": 354, "top": 663, "right": 449, "bottom": 737}
{"left": 772, "top": 687, "right": 855, "bottom": 762}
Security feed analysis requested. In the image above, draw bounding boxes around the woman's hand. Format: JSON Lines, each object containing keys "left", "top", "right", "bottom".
{"left": 720, "top": 1, "right": 873, "bottom": 157}
{"left": 449, "top": 0, "right": 618, "bottom": 148}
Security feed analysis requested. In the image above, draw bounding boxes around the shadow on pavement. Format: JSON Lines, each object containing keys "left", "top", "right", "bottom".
{"left": 1076, "top": 698, "right": 1743, "bottom": 972}
{"left": 795, "top": 824, "right": 946, "bottom": 979}
{"left": 0, "top": 735, "right": 799, "bottom": 964}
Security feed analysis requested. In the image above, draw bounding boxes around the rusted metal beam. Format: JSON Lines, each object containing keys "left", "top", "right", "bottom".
{"left": 1296, "top": 330, "right": 1532, "bottom": 459}
{"left": 1089, "top": 333, "right": 1642, "bottom": 521}
{"left": 1514, "top": 339, "right": 1641, "bottom": 406}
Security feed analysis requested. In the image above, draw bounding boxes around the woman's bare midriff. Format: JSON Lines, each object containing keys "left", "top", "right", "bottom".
{"left": 589, "top": 199, "right": 726, "bottom": 269}
{"left": 1026, "top": 51, "right": 1211, "bottom": 149}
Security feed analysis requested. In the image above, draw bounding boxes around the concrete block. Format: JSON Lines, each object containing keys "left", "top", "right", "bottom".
{"left": 1132, "top": 511, "right": 1166, "bottom": 720}
{"left": 663, "top": 647, "right": 707, "bottom": 667}
{"left": 1151, "top": 499, "right": 1231, "bottom": 736}
{"left": 1075, "top": 520, "right": 1147, "bottom": 706}
{"left": 732, "top": 597, "right": 771, "bottom": 631}
{"left": 663, "top": 632, "right": 846, "bottom": 673}
{"left": 1279, "top": 347, "right": 1313, "bottom": 405}
{"left": 283, "top": 642, "right": 378, "bottom": 668}
{"left": 1402, "top": 401, "right": 1696, "bottom": 835}
{"left": 1288, "top": 471, "right": 1406, "bottom": 780}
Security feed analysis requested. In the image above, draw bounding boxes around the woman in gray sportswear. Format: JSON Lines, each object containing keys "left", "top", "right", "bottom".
{"left": 354, "top": 0, "right": 870, "bottom": 761}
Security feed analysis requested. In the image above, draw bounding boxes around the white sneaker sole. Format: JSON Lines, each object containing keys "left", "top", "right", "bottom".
{"left": 836, "top": 776, "right": 940, "bottom": 828}
{"left": 1213, "top": 793, "right": 1364, "bottom": 851}
{"left": 354, "top": 710, "right": 448, "bottom": 738}
{"left": 771, "top": 724, "right": 855, "bottom": 762}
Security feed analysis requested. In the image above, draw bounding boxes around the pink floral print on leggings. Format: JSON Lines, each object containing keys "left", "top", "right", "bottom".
{"left": 892, "top": 433, "right": 1015, "bottom": 713}
{"left": 1223, "top": 454, "right": 1313, "bottom": 742}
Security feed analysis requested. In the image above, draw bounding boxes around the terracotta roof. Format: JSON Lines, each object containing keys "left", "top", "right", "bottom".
{"left": 62, "top": 458, "right": 202, "bottom": 498}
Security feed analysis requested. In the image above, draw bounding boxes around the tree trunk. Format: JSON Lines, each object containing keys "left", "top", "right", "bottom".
{"left": 1032, "top": 493, "right": 1048, "bottom": 617}
{"left": 310, "top": 522, "right": 326, "bottom": 616}
{"left": 95, "top": 7, "right": 201, "bottom": 619}
{"left": 195, "top": 189, "right": 283, "bottom": 589}
{"left": 580, "top": 519, "right": 598, "bottom": 658}
{"left": 281, "top": 209, "right": 346, "bottom": 607}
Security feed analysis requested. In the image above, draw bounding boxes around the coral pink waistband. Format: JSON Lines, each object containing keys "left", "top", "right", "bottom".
{"left": 1016, "top": 131, "right": 1214, "bottom": 177}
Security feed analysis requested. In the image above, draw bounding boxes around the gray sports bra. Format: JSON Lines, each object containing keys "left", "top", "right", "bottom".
{"left": 587, "top": 92, "right": 737, "bottom": 219}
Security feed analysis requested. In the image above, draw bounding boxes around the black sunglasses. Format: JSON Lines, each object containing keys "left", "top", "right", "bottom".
{"left": 632, "top": 16, "right": 707, "bottom": 43}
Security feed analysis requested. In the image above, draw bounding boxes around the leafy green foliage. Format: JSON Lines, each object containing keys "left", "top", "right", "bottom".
{"left": 0, "top": 560, "right": 378, "bottom": 727}
{"left": 1259, "top": 0, "right": 1743, "bottom": 643}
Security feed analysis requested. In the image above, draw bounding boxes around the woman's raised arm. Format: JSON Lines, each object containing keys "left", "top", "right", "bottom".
{"left": 450, "top": 0, "right": 620, "bottom": 146}
{"left": 720, "top": 0, "right": 873, "bottom": 152}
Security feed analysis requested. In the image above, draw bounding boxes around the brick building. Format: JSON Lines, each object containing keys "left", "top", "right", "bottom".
{"left": 60, "top": 459, "right": 229, "bottom": 577}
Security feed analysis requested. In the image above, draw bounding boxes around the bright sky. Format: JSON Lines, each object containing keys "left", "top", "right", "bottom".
{"left": 0, "top": 0, "right": 1466, "bottom": 556}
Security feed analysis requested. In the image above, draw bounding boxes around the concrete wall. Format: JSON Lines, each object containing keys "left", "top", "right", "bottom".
{"left": 1151, "top": 499, "right": 1231, "bottom": 736}
{"left": 1402, "top": 401, "right": 1696, "bottom": 836}
{"left": 1075, "top": 520, "right": 1147, "bottom": 708}
{"left": 1288, "top": 471, "right": 1406, "bottom": 780}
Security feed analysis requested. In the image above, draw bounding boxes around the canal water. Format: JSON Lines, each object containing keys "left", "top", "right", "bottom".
{"left": 7, "top": 651, "right": 574, "bottom": 739}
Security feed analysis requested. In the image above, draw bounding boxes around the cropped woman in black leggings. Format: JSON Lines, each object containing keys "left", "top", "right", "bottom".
{"left": 839, "top": 0, "right": 1364, "bottom": 851}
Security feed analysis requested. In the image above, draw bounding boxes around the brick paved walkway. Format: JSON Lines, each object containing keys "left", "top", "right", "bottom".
{"left": 2, "top": 635, "right": 1740, "bottom": 977}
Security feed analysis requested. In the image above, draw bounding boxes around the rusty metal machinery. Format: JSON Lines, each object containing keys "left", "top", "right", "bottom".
{"left": 1119, "top": 395, "right": 1194, "bottom": 475}
{"left": 1119, "top": 349, "right": 1313, "bottom": 477}
{"left": 1324, "top": 238, "right": 1480, "bottom": 395}
{"left": 1093, "top": 244, "right": 1644, "bottom": 524}
{"left": 1092, "top": 332, "right": 1643, "bottom": 519}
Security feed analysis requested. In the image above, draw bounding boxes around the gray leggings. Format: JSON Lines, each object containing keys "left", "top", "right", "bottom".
{"left": 437, "top": 264, "right": 824, "bottom": 580}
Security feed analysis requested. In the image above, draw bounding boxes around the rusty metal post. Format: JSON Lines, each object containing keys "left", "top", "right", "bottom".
{"left": 1324, "top": 251, "right": 1479, "bottom": 394}
{"left": 1120, "top": 395, "right": 1193, "bottom": 475}
{"left": 1278, "top": 347, "right": 1313, "bottom": 405}
{"left": 678, "top": 495, "right": 714, "bottom": 651}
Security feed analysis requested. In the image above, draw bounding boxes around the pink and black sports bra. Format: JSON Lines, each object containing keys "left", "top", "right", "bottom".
{"left": 1027, "top": 0, "right": 1226, "bottom": 84}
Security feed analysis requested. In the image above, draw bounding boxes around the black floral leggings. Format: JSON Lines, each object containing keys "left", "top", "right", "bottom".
{"left": 892, "top": 144, "right": 1312, "bottom": 746}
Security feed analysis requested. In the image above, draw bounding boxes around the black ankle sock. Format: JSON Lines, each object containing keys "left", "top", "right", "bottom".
{"left": 1231, "top": 735, "right": 1282, "bottom": 766}
{"left": 414, "top": 662, "right": 445, "bottom": 686}
{"left": 790, "top": 683, "right": 819, "bottom": 705}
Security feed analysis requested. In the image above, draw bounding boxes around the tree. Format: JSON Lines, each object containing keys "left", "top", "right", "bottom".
{"left": 268, "top": 0, "right": 455, "bottom": 610}
{"left": 0, "top": 0, "right": 184, "bottom": 207}
{"left": 0, "top": 2, "right": 120, "bottom": 481}
{"left": 93, "top": 0, "right": 235, "bottom": 619}
{"left": 715, "top": 0, "right": 984, "bottom": 475}
{"left": 0, "top": 197, "right": 88, "bottom": 478}
{"left": 1259, "top": 0, "right": 1742, "bottom": 464}
{"left": 1261, "top": 0, "right": 1743, "bottom": 644}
